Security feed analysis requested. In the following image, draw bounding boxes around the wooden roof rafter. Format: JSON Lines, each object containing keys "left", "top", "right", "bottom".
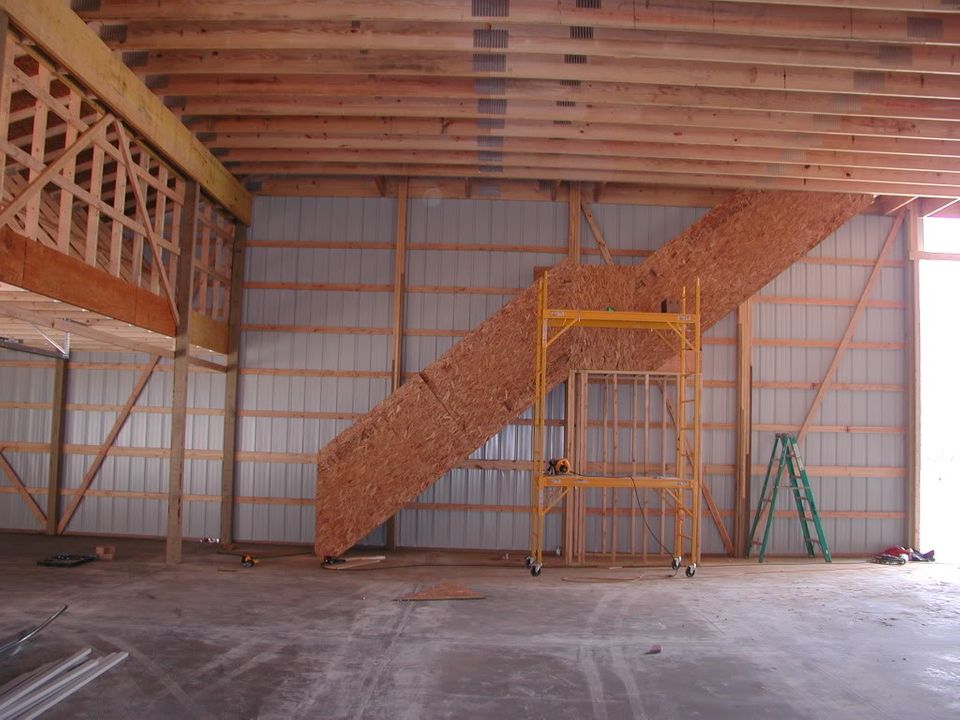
{"left": 56, "top": 0, "right": 959, "bottom": 206}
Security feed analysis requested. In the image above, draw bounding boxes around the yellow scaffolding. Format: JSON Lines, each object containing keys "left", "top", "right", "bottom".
{"left": 526, "top": 275, "right": 703, "bottom": 577}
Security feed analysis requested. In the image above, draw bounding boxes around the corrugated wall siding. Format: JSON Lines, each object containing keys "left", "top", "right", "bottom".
{"left": 751, "top": 213, "right": 907, "bottom": 555}
{"left": 0, "top": 348, "right": 52, "bottom": 530}
{"left": 0, "top": 197, "right": 908, "bottom": 557}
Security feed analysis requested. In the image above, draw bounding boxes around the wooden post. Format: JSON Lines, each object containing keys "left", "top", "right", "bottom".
{"left": 580, "top": 201, "right": 614, "bottom": 265}
{"left": 45, "top": 357, "right": 66, "bottom": 535}
{"left": 166, "top": 181, "right": 199, "bottom": 564}
{"left": 562, "top": 371, "right": 576, "bottom": 565}
{"left": 385, "top": 177, "right": 409, "bottom": 550}
{"left": 905, "top": 204, "right": 921, "bottom": 548}
{"left": 734, "top": 300, "right": 753, "bottom": 556}
{"left": 219, "top": 223, "right": 247, "bottom": 545}
{"left": 577, "top": 371, "right": 587, "bottom": 563}
{"left": 567, "top": 182, "right": 581, "bottom": 264}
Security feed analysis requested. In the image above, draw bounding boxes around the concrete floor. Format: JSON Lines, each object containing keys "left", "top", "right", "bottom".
{"left": 0, "top": 534, "right": 958, "bottom": 719}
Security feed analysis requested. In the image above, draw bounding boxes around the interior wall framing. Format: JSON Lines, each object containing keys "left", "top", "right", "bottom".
{"left": 0, "top": 195, "right": 909, "bottom": 554}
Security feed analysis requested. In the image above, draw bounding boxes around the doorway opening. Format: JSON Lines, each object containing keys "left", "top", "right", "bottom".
{"left": 919, "top": 217, "right": 960, "bottom": 561}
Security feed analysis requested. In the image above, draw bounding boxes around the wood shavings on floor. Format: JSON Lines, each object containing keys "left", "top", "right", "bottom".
{"left": 397, "top": 583, "right": 485, "bottom": 602}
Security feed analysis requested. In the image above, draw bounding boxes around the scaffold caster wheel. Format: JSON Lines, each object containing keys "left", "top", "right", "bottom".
{"left": 685, "top": 564, "right": 697, "bottom": 578}
{"left": 671, "top": 557, "right": 681, "bottom": 571}
{"left": 524, "top": 555, "right": 533, "bottom": 568}
{"left": 531, "top": 563, "right": 542, "bottom": 577}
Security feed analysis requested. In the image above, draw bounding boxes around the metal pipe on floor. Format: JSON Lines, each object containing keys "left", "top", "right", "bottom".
{"left": 0, "top": 649, "right": 90, "bottom": 717}
{"left": 14, "top": 652, "right": 129, "bottom": 720}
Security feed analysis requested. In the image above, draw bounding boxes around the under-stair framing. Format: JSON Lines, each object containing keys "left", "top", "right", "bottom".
{"left": 526, "top": 275, "right": 701, "bottom": 577}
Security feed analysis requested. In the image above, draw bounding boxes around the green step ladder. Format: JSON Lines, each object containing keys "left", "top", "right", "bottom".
{"left": 746, "top": 433, "right": 831, "bottom": 563}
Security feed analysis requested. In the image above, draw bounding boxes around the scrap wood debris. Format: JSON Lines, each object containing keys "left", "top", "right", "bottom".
{"left": 396, "top": 583, "right": 485, "bottom": 602}
{"left": 321, "top": 555, "right": 386, "bottom": 571}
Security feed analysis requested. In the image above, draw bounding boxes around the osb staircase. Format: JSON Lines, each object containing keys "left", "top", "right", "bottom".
{"left": 315, "top": 190, "right": 873, "bottom": 557}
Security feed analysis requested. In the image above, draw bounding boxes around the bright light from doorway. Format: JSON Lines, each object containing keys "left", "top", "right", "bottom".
{"left": 920, "top": 218, "right": 960, "bottom": 561}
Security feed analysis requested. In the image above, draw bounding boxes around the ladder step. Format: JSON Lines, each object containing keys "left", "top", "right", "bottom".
{"left": 748, "top": 435, "right": 831, "bottom": 564}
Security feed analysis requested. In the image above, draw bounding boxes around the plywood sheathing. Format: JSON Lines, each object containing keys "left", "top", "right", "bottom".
{"left": 315, "top": 190, "right": 872, "bottom": 557}
{"left": 580, "top": 190, "right": 875, "bottom": 372}
{"left": 422, "top": 260, "right": 586, "bottom": 450}
{"left": 316, "top": 375, "right": 476, "bottom": 558}
{"left": 397, "top": 583, "right": 486, "bottom": 602}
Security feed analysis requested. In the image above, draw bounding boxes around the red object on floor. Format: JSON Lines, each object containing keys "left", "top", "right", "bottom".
{"left": 881, "top": 546, "right": 910, "bottom": 558}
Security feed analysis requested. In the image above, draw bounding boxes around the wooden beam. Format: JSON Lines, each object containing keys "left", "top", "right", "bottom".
{"left": 216, "top": 147, "right": 960, "bottom": 193}
{"left": 219, "top": 223, "right": 246, "bottom": 545}
{"left": 57, "top": 355, "right": 159, "bottom": 533}
{"left": 562, "top": 371, "right": 575, "bottom": 565}
{"left": 166, "top": 181, "right": 199, "bottom": 564}
{"left": 918, "top": 197, "right": 960, "bottom": 218}
{"left": 209, "top": 133, "right": 960, "bottom": 176}
{"left": 254, "top": 175, "right": 727, "bottom": 207}
{"left": 904, "top": 203, "right": 921, "bottom": 548}
{"left": 0, "top": 226, "right": 228, "bottom": 353}
{"left": 194, "top": 116, "right": 960, "bottom": 161}
{"left": 179, "top": 94, "right": 960, "bottom": 145}
{"left": 100, "top": 21, "right": 960, "bottom": 77}
{"left": 878, "top": 196, "right": 917, "bottom": 215}
{"left": 45, "top": 356, "right": 66, "bottom": 535}
{"left": 0, "top": 448, "right": 45, "bottom": 528}
{"left": 186, "top": 310, "right": 229, "bottom": 354}
{"left": 734, "top": 300, "right": 752, "bottom": 556}
{"left": 390, "top": 178, "right": 409, "bottom": 392}
{"left": 567, "top": 183, "right": 581, "bottom": 263}
{"left": 77, "top": 2, "right": 960, "bottom": 46}
{"left": 143, "top": 50, "right": 960, "bottom": 102}
{"left": 244, "top": 163, "right": 956, "bottom": 199}
{"left": 0, "top": 0, "right": 250, "bottom": 223}
{"left": 580, "top": 201, "right": 614, "bottom": 266}
{"left": 170, "top": 74, "right": 960, "bottom": 127}
{"left": 797, "top": 211, "right": 905, "bottom": 443}
{"left": 385, "top": 177, "right": 409, "bottom": 551}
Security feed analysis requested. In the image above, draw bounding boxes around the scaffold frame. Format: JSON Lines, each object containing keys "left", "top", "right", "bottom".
{"left": 526, "top": 275, "right": 703, "bottom": 576}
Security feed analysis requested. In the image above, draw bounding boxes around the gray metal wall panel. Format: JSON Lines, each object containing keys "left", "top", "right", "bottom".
{"left": 0, "top": 349, "right": 52, "bottom": 530}
{"left": 0, "top": 200, "right": 907, "bottom": 559}
{"left": 751, "top": 214, "right": 907, "bottom": 555}
{"left": 237, "top": 195, "right": 398, "bottom": 543}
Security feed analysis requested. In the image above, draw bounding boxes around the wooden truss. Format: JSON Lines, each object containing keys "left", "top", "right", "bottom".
{"left": 0, "top": 25, "right": 239, "bottom": 355}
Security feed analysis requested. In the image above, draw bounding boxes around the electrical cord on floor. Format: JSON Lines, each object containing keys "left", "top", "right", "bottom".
{"left": 628, "top": 475, "right": 675, "bottom": 560}
{"left": 561, "top": 470, "right": 678, "bottom": 572}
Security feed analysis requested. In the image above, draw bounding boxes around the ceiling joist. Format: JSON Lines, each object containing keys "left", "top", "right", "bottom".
{"left": 50, "top": 0, "right": 960, "bottom": 205}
